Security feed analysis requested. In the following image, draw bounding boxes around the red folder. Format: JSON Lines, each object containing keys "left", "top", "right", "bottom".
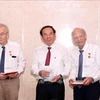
{"left": 4, "top": 71, "right": 18, "bottom": 75}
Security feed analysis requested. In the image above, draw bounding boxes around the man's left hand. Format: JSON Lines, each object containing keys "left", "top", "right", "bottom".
{"left": 8, "top": 72, "right": 19, "bottom": 78}
{"left": 83, "top": 77, "right": 94, "bottom": 85}
{"left": 50, "top": 75, "right": 61, "bottom": 83}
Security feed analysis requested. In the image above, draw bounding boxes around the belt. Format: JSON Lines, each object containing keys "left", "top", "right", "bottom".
{"left": 38, "top": 78, "right": 63, "bottom": 84}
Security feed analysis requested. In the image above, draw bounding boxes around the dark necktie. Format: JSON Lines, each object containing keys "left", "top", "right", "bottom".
{"left": 0, "top": 46, "right": 5, "bottom": 72}
{"left": 77, "top": 50, "right": 84, "bottom": 80}
{"left": 45, "top": 47, "right": 51, "bottom": 66}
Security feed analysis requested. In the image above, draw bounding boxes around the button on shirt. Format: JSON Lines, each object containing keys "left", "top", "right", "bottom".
{"left": 31, "top": 43, "right": 74, "bottom": 80}
{"left": 69, "top": 42, "right": 100, "bottom": 82}
{"left": 0, "top": 41, "right": 26, "bottom": 74}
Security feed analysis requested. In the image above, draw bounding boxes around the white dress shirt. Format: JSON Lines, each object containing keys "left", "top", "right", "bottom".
{"left": 0, "top": 41, "right": 26, "bottom": 74}
{"left": 69, "top": 42, "right": 100, "bottom": 82}
{"left": 31, "top": 43, "right": 74, "bottom": 80}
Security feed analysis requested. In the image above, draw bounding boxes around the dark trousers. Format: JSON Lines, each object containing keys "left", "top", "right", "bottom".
{"left": 36, "top": 79, "right": 65, "bottom": 100}
{"left": 73, "top": 81, "right": 100, "bottom": 100}
{"left": 99, "top": 82, "right": 100, "bottom": 96}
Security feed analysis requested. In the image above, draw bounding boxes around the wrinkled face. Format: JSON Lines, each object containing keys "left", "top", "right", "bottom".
{"left": 0, "top": 26, "right": 9, "bottom": 46}
{"left": 72, "top": 29, "right": 87, "bottom": 49}
{"left": 41, "top": 27, "right": 56, "bottom": 46}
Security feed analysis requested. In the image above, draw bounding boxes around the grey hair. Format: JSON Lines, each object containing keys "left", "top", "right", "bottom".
{"left": 72, "top": 28, "right": 86, "bottom": 36}
{"left": 0, "top": 23, "right": 9, "bottom": 33}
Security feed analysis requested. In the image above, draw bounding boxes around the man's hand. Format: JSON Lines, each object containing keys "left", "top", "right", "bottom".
{"left": 83, "top": 77, "right": 94, "bottom": 85}
{"left": 0, "top": 73, "right": 8, "bottom": 80}
{"left": 8, "top": 72, "right": 19, "bottom": 78}
{"left": 39, "top": 70, "right": 50, "bottom": 78}
{"left": 50, "top": 75, "right": 61, "bottom": 83}
{"left": 69, "top": 79, "right": 79, "bottom": 87}
{"left": 69, "top": 79, "right": 75, "bottom": 86}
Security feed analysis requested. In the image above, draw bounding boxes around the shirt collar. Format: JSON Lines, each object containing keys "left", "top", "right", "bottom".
{"left": 44, "top": 43, "right": 55, "bottom": 49}
{"left": 82, "top": 42, "right": 88, "bottom": 51}
{"left": 0, "top": 40, "right": 10, "bottom": 49}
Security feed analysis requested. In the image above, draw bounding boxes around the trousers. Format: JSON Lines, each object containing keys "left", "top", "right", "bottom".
{"left": 36, "top": 79, "right": 65, "bottom": 100}
{"left": 0, "top": 77, "right": 20, "bottom": 100}
{"left": 74, "top": 81, "right": 100, "bottom": 100}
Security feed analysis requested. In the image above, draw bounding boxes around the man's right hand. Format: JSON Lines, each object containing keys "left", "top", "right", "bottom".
{"left": 69, "top": 79, "right": 79, "bottom": 87}
{"left": 39, "top": 70, "right": 50, "bottom": 78}
{"left": 0, "top": 73, "right": 8, "bottom": 80}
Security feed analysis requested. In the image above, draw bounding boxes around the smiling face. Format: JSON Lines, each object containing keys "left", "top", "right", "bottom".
{"left": 72, "top": 28, "right": 87, "bottom": 50}
{"left": 41, "top": 27, "right": 56, "bottom": 46}
{"left": 0, "top": 25, "right": 9, "bottom": 46}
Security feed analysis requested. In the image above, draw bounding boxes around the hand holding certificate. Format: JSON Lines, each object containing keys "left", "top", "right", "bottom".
{"left": 69, "top": 79, "right": 84, "bottom": 87}
{"left": 72, "top": 80, "right": 83, "bottom": 85}
{"left": 3, "top": 71, "right": 18, "bottom": 76}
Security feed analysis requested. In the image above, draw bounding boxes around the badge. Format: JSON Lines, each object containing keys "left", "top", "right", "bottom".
{"left": 88, "top": 53, "right": 91, "bottom": 58}
{"left": 9, "top": 51, "right": 12, "bottom": 56}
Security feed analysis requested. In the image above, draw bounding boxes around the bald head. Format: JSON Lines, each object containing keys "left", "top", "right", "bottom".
{"left": 71, "top": 28, "right": 87, "bottom": 49}
{"left": 72, "top": 28, "right": 86, "bottom": 37}
{"left": 0, "top": 23, "right": 9, "bottom": 33}
{"left": 0, "top": 23, "right": 9, "bottom": 46}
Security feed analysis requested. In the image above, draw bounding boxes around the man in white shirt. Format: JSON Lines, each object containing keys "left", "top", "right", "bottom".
{"left": 31, "top": 25, "right": 73, "bottom": 100}
{"left": 69, "top": 28, "right": 100, "bottom": 100}
{"left": 0, "top": 23, "right": 26, "bottom": 100}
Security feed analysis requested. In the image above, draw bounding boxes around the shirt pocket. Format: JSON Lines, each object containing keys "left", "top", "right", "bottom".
{"left": 86, "top": 57, "right": 95, "bottom": 65}
{"left": 52, "top": 56, "right": 62, "bottom": 66}
{"left": 7, "top": 57, "right": 17, "bottom": 68}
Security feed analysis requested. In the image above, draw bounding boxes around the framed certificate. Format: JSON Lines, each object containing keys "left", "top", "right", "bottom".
{"left": 72, "top": 80, "right": 83, "bottom": 85}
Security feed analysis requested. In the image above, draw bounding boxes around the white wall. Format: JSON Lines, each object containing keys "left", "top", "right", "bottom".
{"left": 0, "top": 1, "right": 100, "bottom": 100}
